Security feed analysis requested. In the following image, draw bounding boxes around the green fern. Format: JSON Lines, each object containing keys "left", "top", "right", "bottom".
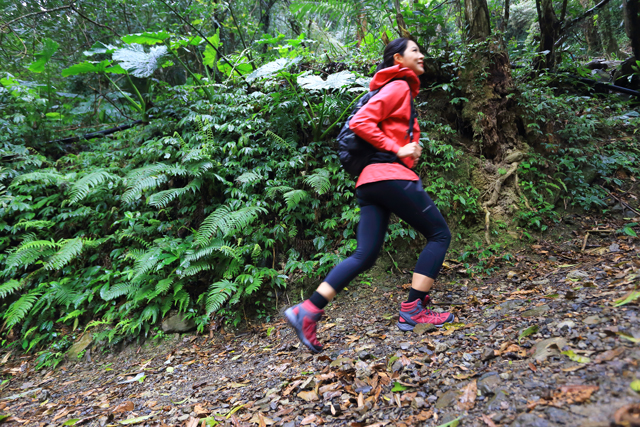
{"left": 284, "top": 189, "right": 309, "bottom": 208}
{"left": 205, "top": 280, "right": 237, "bottom": 314}
{"left": 128, "top": 247, "right": 163, "bottom": 282}
{"left": 101, "top": 282, "right": 135, "bottom": 301}
{"left": 10, "top": 170, "right": 66, "bottom": 187}
{"left": 0, "top": 279, "right": 22, "bottom": 299}
{"left": 122, "top": 174, "right": 169, "bottom": 204}
{"left": 266, "top": 185, "right": 293, "bottom": 198}
{"left": 12, "top": 220, "right": 55, "bottom": 232}
{"left": 148, "top": 178, "right": 202, "bottom": 208}
{"left": 45, "top": 238, "right": 83, "bottom": 270}
{"left": 304, "top": 169, "right": 331, "bottom": 195}
{"left": 196, "top": 205, "right": 267, "bottom": 245}
{"left": 4, "top": 291, "right": 41, "bottom": 329}
{"left": 5, "top": 240, "right": 58, "bottom": 269}
{"left": 235, "top": 171, "right": 262, "bottom": 185}
{"left": 69, "top": 169, "right": 121, "bottom": 204}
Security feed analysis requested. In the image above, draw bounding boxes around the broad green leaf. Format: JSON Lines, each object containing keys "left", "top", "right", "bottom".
{"left": 203, "top": 31, "right": 221, "bottom": 68}
{"left": 246, "top": 57, "right": 300, "bottom": 82}
{"left": 614, "top": 291, "right": 640, "bottom": 307}
{"left": 618, "top": 332, "right": 640, "bottom": 343}
{"left": 113, "top": 45, "right": 168, "bottom": 78}
{"left": 217, "top": 55, "right": 252, "bottom": 76}
{"left": 83, "top": 41, "right": 117, "bottom": 57}
{"left": 29, "top": 38, "right": 59, "bottom": 73}
{"left": 0, "top": 415, "right": 9, "bottom": 421}
{"left": 62, "top": 419, "right": 79, "bottom": 426}
{"left": 121, "top": 31, "right": 171, "bottom": 45}
{"left": 631, "top": 379, "right": 640, "bottom": 392}
{"left": 435, "top": 417, "right": 462, "bottom": 427}
{"left": 61, "top": 60, "right": 112, "bottom": 77}
{"left": 561, "top": 350, "right": 590, "bottom": 363}
{"left": 518, "top": 325, "right": 539, "bottom": 343}
{"left": 105, "top": 64, "right": 127, "bottom": 75}
{"left": 391, "top": 381, "right": 409, "bottom": 392}
{"left": 119, "top": 415, "right": 152, "bottom": 425}
{"left": 298, "top": 71, "right": 355, "bottom": 90}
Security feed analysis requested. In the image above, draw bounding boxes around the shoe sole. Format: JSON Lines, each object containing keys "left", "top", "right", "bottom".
{"left": 397, "top": 313, "right": 455, "bottom": 332}
{"left": 284, "top": 307, "right": 322, "bottom": 354}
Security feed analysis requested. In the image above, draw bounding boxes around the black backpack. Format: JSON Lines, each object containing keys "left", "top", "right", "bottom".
{"left": 337, "top": 82, "right": 416, "bottom": 177}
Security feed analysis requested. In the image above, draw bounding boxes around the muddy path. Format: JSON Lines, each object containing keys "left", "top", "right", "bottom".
{"left": 1, "top": 224, "right": 639, "bottom": 427}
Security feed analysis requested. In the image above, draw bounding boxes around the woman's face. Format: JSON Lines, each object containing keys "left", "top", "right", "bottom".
{"left": 393, "top": 41, "right": 424, "bottom": 76}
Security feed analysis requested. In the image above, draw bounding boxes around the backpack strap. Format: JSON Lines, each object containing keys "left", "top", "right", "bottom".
{"left": 406, "top": 97, "right": 416, "bottom": 142}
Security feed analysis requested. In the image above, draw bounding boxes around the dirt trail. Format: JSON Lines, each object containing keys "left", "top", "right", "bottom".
{"left": 1, "top": 230, "right": 639, "bottom": 426}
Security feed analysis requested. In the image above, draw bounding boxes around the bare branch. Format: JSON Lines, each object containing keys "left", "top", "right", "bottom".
{"left": 0, "top": 5, "right": 72, "bottom": 31}
{"left": 70, "top": 4, "right": 121, "bottom": 37}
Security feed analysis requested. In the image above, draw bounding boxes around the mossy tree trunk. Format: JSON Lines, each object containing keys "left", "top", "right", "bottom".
{"left": 623, "top": 0, "right": 640, "bottom": 58}
{"left": 598, "top": 2, "right": 622, "bottom": 58}
{"left": 581, "top": 0, "right": 600, "bottom": 55}
{"left": 534, "top": 0, "right": 566, "bottom": 69}
{"left": 459, "top": 0, "right": 519, "bottom": 161}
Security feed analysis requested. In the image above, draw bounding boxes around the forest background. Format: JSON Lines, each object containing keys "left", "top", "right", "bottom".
{"left": 1, "top": 0, "right": 639, "bottom": 369}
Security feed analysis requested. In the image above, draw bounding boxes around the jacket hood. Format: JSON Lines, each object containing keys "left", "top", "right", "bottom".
{"left": 370, "top": 65, "right": 420, "bottom": 98}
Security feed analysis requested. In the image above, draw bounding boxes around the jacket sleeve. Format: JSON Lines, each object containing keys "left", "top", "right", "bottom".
{"left": 349, "top": 80, "right": 410, "bottom": 154}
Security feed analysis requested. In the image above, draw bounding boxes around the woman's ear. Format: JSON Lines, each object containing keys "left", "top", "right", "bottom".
{"left": 393, "top": 52, "right": 403, "bottom": 66}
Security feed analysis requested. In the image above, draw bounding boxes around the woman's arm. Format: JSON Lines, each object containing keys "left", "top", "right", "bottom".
{"left": 349, "top": 80, "right": 410, "bottom": 154}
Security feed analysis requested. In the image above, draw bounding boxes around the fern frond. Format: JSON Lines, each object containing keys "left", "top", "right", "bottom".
{"left": 183, "top": 238, "right": 226, "bottom": 262}
{"left": 148, "top": 178, "right": 202, "bottom": 208}
{"left": 45, "top": 238, "right": 83, "bottom": 270}
{"left": 140, "top": 304, "right": 159, "bottom": 323}
{"left": 236, "top": 171, "right": 262, "bottom": 185}
{"left": 4, "top": 291, "right": 41, "bottom": 328}
{"left": 128, "top": 247, "right": 163, "bottom": 282}
{"left": 48, "top": 280, "right": 82, "bottom": 307}
{"left": 122, "top": 174, "right": 169, "bottom": 204}
{"left": 5, "top": 240, "right": 58, "bottom": 269}
{"left": 101, "top": 282, "right": 135, "bottom": 301}
{"left": 205, "top": 280, "right": 237, "bottom": 315}
{"left": 10, "top": 170, "right": 66, "bottom": 187}
{"left": 180, "top": 261, "right": 214, "bottom": 277}
{"left": 283, "top": 189, "right": 309, "bottom": 208}
{"left": 0, "top": 279, "right": 22, "bottom": 299}
{"left": 266, "top": 185, "right": 293, "bottom": 198}
{"left": 195, "top": 205, "right": 267, "bottom": 246}
{"left": 12, "top": 220, "right": 55, "bottom": 232}
{"left": 304, "top": 168, "right": 331, "bottom": 195}
{"left": 69, "top": 169, "right": 121, "bottom": 204}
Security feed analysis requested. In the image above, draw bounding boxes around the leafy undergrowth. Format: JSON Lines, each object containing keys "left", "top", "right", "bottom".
{"left": 0, "top": 219, "right": 638, "bottom": 426}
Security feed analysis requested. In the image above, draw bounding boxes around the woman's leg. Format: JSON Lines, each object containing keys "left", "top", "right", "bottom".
{"left": 359, "top": 180, "right": 453, "bottom": 329}
{"left": 285, "top": 188, "right": 389, "bottom": 352}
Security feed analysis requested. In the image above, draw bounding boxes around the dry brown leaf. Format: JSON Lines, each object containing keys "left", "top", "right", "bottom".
{"left": 194, "top": 404, "right": 208, "bottom": 417}
{"left": 613, "top": 403, "right": 640, "bottom": 427}
{"left": 594, "top": 347, "right": 625, "bottom": 363}
{"left": 357, "top": 392, "right": 365, "bottom": 408}
{"left": 457, "top": 380, "right": 477, "bottom": 410}
{"left": 481, "top": 414, "right": 498, "bottom": 427}
{"left": 113, "top": 401, "right": 134, "bottom": 413}
{"left": 185, "top": 417, "right": 199, "bottom": 427}
{"left": 52, "top": 408, "right": 70, "bottom": 422}
{"left": 301, "top": 414, "right": 317, "bottom": 425}
{"left": 297, "top": 390, "right": 319, "bottom": 402}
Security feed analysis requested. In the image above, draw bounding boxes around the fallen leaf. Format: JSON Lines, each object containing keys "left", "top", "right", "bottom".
{"left": 631, "top": 379, "right": 640, "bottom": 393}
{"left": 194, "top": 404, "right": 208, "bottom": 417}
{"left": 113, "top": 401, "right": 134, "bottom": 413}
{"left": 481, "top": 414, "right": 498, "bottom": 427}
{"left": 457, "top": 380, "right": 477, "bottom": 411}
{"left": 594, "top": 347, "right": 625, "bottom": 363}
{"left": 297, "top": 390, "right": 319, "bottom": 402}
{"left": 561, "top": 350, "right": 591, "bottom": 364}
{"left": 119, "top": 415, "right": 152, "bottom": 425}
{"left": 301, "top": 414, "right": 317, "bottom": 425}
{"left": 518, "top": 325, "right": 539, "bottom": 343}
{"left": 613, "top": 403, "right": 640, "bottom": 426}
{"left": 185, "top": 417, "right": 199, "bottom": 427}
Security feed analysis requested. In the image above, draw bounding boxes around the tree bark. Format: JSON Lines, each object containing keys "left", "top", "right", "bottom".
{"left": 394, "top": 0, "right": 411, "bottom": 38}
{"left": 535, "top": 0, "right": 563, "bottom": 69}
{"left": 624, "top": 0, "right": 640, "bottom": 58}
{"left": 598, "top": 2, "right": 622, "bottom": 58}
{"left": 580, "top": 0, "right": 600, "bottom": 55}
{"left": 464, "top": 0, "right": 492, "bottom": 40}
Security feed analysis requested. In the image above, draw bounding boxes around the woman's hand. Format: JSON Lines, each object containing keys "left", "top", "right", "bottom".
{"left": 397, "top": 142, "right": 422, "bottom": 160}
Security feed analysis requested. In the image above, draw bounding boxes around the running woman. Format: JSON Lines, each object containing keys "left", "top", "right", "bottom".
{"left": 285, "top": 38, "right": 454, "bottom": 353}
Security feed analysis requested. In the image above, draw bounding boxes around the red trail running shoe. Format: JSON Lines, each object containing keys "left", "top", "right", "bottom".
{"left": 284, "top": 300, "right": 324, "bottom": 353}
{"left": 397, "top": 299, "right": 454, "bottom": 331}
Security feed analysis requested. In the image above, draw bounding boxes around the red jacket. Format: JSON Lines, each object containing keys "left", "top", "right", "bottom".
{"left": 350, "top": 65, "right": 420, "bottom": 187}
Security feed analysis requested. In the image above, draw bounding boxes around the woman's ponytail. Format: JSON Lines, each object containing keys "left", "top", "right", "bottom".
{"left": 375, "top": 38, "right": 410, "bottom": 73}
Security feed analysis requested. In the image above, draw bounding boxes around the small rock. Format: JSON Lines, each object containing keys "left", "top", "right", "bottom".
{"left": 504, "top": 151, "right": 524, "bottom": 164}
{"left": 583, "top": 315, "right": 602, "bottom": 325}
{"left": 412, "top": 396, "right": 426, "bottom": 409}
{"left": 413, "top": 323, "right": 436, "bottom": 335}
{"left": 399, "top": 342, "right": 411, "bottom": 350}
{"left": 478, "top": 372, "right": 501, "bottom": 394}
{"left": 462, "top": 352, "right": 474, "bottom": 362}
{"left": 499, "top": 372, "right": 512, "bottom": 380}
{"left": 67, "top": 333, "right": 93, "bottom": 360}
{"left": 557, "top": 320, "right": 575, "bottom": 330}
{"left": 481, "top": 347, "right": 496, "bottom": 361}
{"left": 609, "top": 243, "right": 620, "bottom": 252}
{"left": 567, "top": 270, "right": 589, "bottom": 280}
{"left": 522, "top": 305, "right": 550, "bottom": 317}
{"left": 435, "top": 389, "right": 461, "bottom": 409}
{"left": 177, "top": 414, "right": 190, "bottom": 422}
{"left": 162, "top": 313, "right": 196, "bottom": 333}
{"left": 511, "top": 412, "right": 551, "bottom": 427}
{"left": 435, "top": 343, "right": 448, "bottom": 354}
{"left": 487, "top": 388, "right": 510, "bottom": 410}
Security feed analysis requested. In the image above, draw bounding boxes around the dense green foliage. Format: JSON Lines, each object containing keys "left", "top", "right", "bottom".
{"left": 1, "top": 0, "right": 639, "bottom": 368}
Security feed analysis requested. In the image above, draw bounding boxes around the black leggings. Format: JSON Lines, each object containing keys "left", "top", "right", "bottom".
{"left": 323, "top": 179, "right": 451, "bottom": 293}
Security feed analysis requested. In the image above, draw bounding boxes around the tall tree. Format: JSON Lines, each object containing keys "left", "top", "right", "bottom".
{"left": 623, "top": 0, "right": 640, "bottom": 59}
{"left": 598, "top": 1, "right": 622, "bottom": 58}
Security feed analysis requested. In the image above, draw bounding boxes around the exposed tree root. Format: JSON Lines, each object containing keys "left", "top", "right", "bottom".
{"left": 482, "top": 162, "right": 519, "bottom": 244}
